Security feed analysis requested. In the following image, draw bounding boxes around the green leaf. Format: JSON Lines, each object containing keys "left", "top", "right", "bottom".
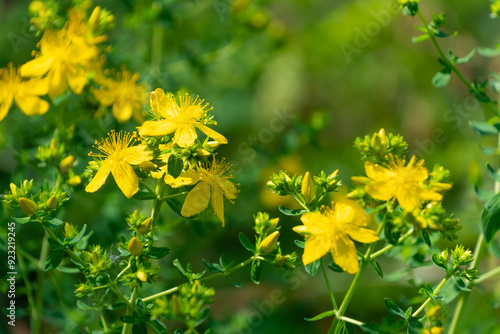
{"left": 67, "top": 224, "right": 87, "bottom": 246}
{"left": 165, "top": 197, "right": 184, "bottom": 217}
{"left": 335, "top": 320, "right": 354, "bottom": 334}
{"left": 76, "top": 300, "right": 94, "bottom": 311}
{"left": 12, "top": 217, "right": 31, "bottom": 224}
{"left": 167, "top": 154, "right": 184, "bottom": 178}
{"left": 120, "top": 315, "right": 136, "bottom": 324}
{"left": 455, "top": 49, "right": 476, "bottom": 64}
{"left": 305, "top": 259, "right": 321, "bottom": 276}
{"left": 202, "top": 259, "right": 223, "bottom": 273}
{"left": 44, "top": 217, "right": 64, "bottom": 227}
{"left": 132, "top": 190, "right": 156, "bottom": 200}
{"left": 452, "top": 276, "right": 471, "bottom": 292}
{"left": 56, "top": 266, "right": 80, "bottom": 274}
{"left": 421, "top": 230, "right": 432, "bottom": 247}
{"left": 328, "top": 263, "right": 344, "bottom": 273}
{"left": 490, "top": 239, "right": 500, "bottom": 259}
{"left": 147, "top": 246, "right": 171, "bottom": 259}
{"left": 294, "top": 239, "right": 305, "bottom": 249}
{"left": 360, "top": 322, "right": 381, "bottom": 333}
{"left": 149, "top": 319, "right": 167, "bottom": 333}
{"left": 369, "top": 259, "right": 383, "bottom": 278}
{"left": 304, "top": 309, "right": 335, "bottom": 321}
{"left": 478, "top": 46, "right": 500, "bottom": 57}
{"left": 486, "top": 163, "right": 500, "bottom": 182}
{"left": 407, "top": 316, "right": 423, "bottom": 334}
{"left": 250, "top": 259, "right": 262, "bottom": 284}
{"left": 132, "top": 323, "right": 148, "bottom": 334}
{"left": 433, "top": 30, "right": 457, "bottom": 38}
{"left": 278, "top": 206, "right": 307, "bottom": 216}
{"left": 432, "top": 68, "right": 451, "bottom": 88}
{"left": 482, "top": 202, "right": 500, "bottom": 243}
{"left": 173, "top": 259, "right": 189, "bottom": 282}
{"left": 412, "top": 34, "right": 430, "bottom": 43}
{"left": 479, "top": 146, "right": 499, "bottom": 155}
{"left": 474, "top": 185, "right": 494, "bottom": 202}
{"left": 43, "top": 250, "right": 64, "bottom": 271}
{"left": 470, "top": 121, "right": 499, "bottom": 136}
{"left": 384, "top": 298, "right": 405, "bottom": 318}
{"left": 238, "top": 232, "right": 256, "bottom": 252}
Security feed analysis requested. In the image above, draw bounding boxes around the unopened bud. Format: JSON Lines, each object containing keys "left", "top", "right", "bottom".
{"left": 128, "top": 237, "right": 143, "bottom": 256}
{"left": 264, "top": 217, "right": 279, "bottom": 235}
{"left": 19, "top": 197, "right": 38, "bottom": 215}
{"left": 301, "top": 171, "right": 315, "bottom": 204}
{"left": 88, "top": 6, "right": 101, "bottom": 30}
{"left": 196, "top": 148, "right": 211, "bottom": 159}
{"left": 138, "top": 218, "right": 152, "bottom": 234}
{"left": 10, "top": 183, "right": 19, "bottom": 197}
{"left": 258, "top": 231, "right": 280, "bottom": 255}
{"left": 203, "top": 141, "right": 221, "bottom": 150}
{"left": 275, "top": 255, "right": 289, "bottom": 267}
{"left": 137, "top": 270, "right": 148, "bottom": 282}
{"left": 351, "top": 176, "right": 371, "bottom": 186}
{"left": 46, "top": 195, "right": 58, "bottom": 210}
{"left": 292, "top": 225, "right": 309, "bottom": 237}
{"left": 60, "top": 155, "right": 75, "bottom": 174}
{"left": 69, "top": 175, "right": 82, "bottom": 187}
{"left": 64, "top": 223, "right": 77, "bottom": 238}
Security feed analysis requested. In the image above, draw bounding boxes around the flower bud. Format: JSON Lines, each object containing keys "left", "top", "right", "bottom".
{"left": 128, "top": 237, "right": 143, "bottom": 256}
{"left": 138, "top": 218, "right": 152, "bottom": 234}
{"left": 74, "top": 284, "right": 92, "bottom": 297}
{"left": 426, "top": 305, "right": 441, "bottom": 318}
{"left": 19, "top": 197, "right": 38, "bottom": 215}
{"left": 258, "top": 231, "right": 279, "bottom": 255}
{"left": 137, "top": 270, "right": 148, "bottom": 283}
{"left": 10, "top": 183, "right": 19, "bottom": 197}
{"left": 64, "top": 223, "right": 77, "bottom": 238}
{"left": 69, "top": 175, "right": 82, "bottom": 187}
{"left": 88, "top": 6, "right": 101, "bottom": 30}
{"left": 275, "top": 255, "right": 289, "bottom": 267}
{"left": 351, "top": 176, "right": 371, "bottom": 186}
{"left": 263, "top": 217, "right": 279, "bottom": 235}
{"left": 139, "top": 161, "right": 157, "bottom": 172}
{"left": 292, "top": 225, "right": 309, "bottom": 237}
{"left": 46, "top": 195, "right": 58, "bottom": 210}
{"left": 203, "top": 141, "right": 221, "bottom": 150}
{"left": 301, "top": 171, "right": 315, "bottom": 204}
{"left": 196, "top": 148, "right": 211, "bottom": 159}
{"left": 60, "top": 155, "right": 75, "bottom": 174}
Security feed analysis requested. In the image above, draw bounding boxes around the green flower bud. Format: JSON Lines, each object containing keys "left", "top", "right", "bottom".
{"left": 196, "top": 148, "right": 211, "bottom": 159}
{"left": 137, "top": 270, "right": 148, "bottom": 283}
{"left": 203, "top": 141, "right": 221, "bottom": 150}
{"left": 60, "top": 155, "right": 75, "bottom": 174}
{"left": 275, "top": 255, "right": 289, "bottom": 267}
{"left": 138, "top": 218, "right": 152, "bottom": 234}
{"left": 258, "top": 231, "right": 280, "bottom": 255}
{"left": 64, "top": 223, "right": 77, "bottom": 238}
{"left": 10, "top": 183, "right": 19, "bottom": 197}
{"left": 19, "top": 197, "right": 38, "bottom": 215}
{"left": 301, "top": 171, "right": 315, "bottom": 204}
{"left": 69, "top": 175, "right": 82, "bottom": 187}
{"left": 128, "top": 237, "right": 143, "bottom": 256}
{"left": 46, "top": 195, "right": 58, "bottom": 210}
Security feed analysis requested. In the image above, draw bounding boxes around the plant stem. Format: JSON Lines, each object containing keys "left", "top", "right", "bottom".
{"left": 43, "top": 225, "right": 85, "bottom": 266}
{"left": 142, "top": 256, "right": 258, "bottom": 302}
{"left": 121, "top": 287, "right": 137, "bottom": 334}
{"left": 412, "top": 268, "right": 455, "bottom": 318}
{"left": 321, "top": 260, "right": 338, "bottom": 312}
{"left": 18, "top": 251, "right": 36, "bottom": 330}
{"left": 291, "top": 193, "right": 310, "bottom": 212}
{"left": 370, "top": 229, "right": 414, "bottom": 260}
{"left": 328, "top": 219, "right": 386, "bottom": 333}
{"left": 475, "top": 265, "right": 500, "bottom": 284}
{"left": 33, "top": 232, "right": 50, "bottom": 334}
{"left": 339, "top": 316, "right": 364, "bottom": 327}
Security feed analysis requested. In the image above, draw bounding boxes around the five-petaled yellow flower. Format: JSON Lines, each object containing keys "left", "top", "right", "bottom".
{"left": 86, "top": 131, "right": 152, "bottom": 198}
{"left": 138, "top": 89, "right": 227, "bottom": 148}
{"left": 164, "top": 159, "right": 238, "bottom": 226}
{"left": 92, "top": 69, "right": 147, "bottom": 123}
{"left": 293, "top": 202, "right": 378, "bottom": 274}
{"left": 364, "top": 155, "right": 442, "bottom": 212}
{"left": 0, "top": 64, "right": 49, "bottom": 121}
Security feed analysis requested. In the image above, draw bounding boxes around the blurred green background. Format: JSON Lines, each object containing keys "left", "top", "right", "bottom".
{"left": 1, "top": 0, "right": 500, "bottom": 333}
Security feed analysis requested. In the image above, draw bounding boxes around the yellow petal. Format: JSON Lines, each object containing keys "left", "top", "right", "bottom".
{"left": 346, "top": 225, "right": 379, "bottom": 244}
{"left": 365, "top": 180, "right": 396, "bottom": 201}
{"left": 419, "top": 189, "right": 443, "bottom": 202}
{"left": 302, "top": 234, "right": 330, "bottom": 265}
{"left": 334, "top": 202, "right": 355, "bottom": 224}
{"left": 48, "top": 65, "right": 67, "bottom": 99}
{"left": 138, "top": 119, "right": 177, "bottom": 137}
{"left": 113, "top": 100, "right": 133, "bottom": 123}
{"left": 93, "top": 88, "right": 116, "bottom": 106}
{"left": 164, "top": 170, "right": 200, "bottom": 188}
{"left": 122, "top": 145, "right": 152, "bottom": 165}
{"left": 150, "top": 88, "right": 179, "bottom": 119}
{"left": 20, "top": 56, "right": 53, "bottom": 77}
{"left": 181, "top": 182, "right": 210, "bottom": 217}
{"left": 300, "top": 212, "right": 329, "bottom": 235}
{"left": 196, "top": 123, "right": 228, "bottom": 144}
{"left": 14, "top": 94, "right": 49, "bottom": 116}
{"left": 85, "top": 160, "right": 112, "bottom": 193}
{"left": 219, "top": 179, "right": 238, "bottom": 200}
{"left": 66, "top": 67, "right": 87, "bottom": 95}
{"left": 22, "top": 77, "right": 48, "bottom": 95}
{"left": 210, "top": 186, "right": 225, "bottom": 226}
{"left": 330, "top": 234, "right": 359, "bottom": 274}
{"left": 173, "top": 124, "right": 197, "bottom": 147}
{"left": 111, "top": 161, "right": 139, "bottom": 199}
{"left": 0, "top": 96, "right": 13, "bottom": 121}
{"left": 396, "top": 186, "right": 421, "bottom": 211}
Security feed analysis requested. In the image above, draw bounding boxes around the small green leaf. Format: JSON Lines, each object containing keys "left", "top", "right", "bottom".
{"left": 173, "top": 259, "right": 189, "bottom": 282}
{"left": 250, "top": 259, "right": 262, "bottom": 284}
{"left": 432, "top": 68, "right": 451, "bottom": 88}
{"left": 12, "top": 217, "right": 31, "bottom": 224}
{"left": 132, "top": 323, "right": 148, "bottom": 334}
{"left": 305, "top": 259, "right": 321, "bottom": 276}
{"left": 149, "top": 319, "right": 167, "bottom": 333}
{"left": 43, "top": 250, "right": 64, "bottom": 271}
{"left": 455, "top": 49, "right": 476, "bottom": 64}
{"left": 369, "top": 259, "right": 383, "bottom": 278}
{"left": 474, "top": 185, "right": 494, "bottom": 202}
{"left": 479, "top": 146, "right": 499, "bottom": 155}
{"left": 470, "top": 121, "right": 499, "bottom": 136}
{"left": 132, "top": 190, "right": 156, "bottom": 200}
{"left": 56, "top": 266, "right": 80, "bottom": 274}
{"left": 67, "top": 224, "right": 87, "bottom": 246}
{"left": 76, "top": 300, "right": 94, "bottom": 311}
{"left": 44, "top": 217, "right": 64, "bottom": 227}
{"left": 238, "top": 232, "right": 256, "bottom": 252}
{"left": 328, "top": 263, "right": 344, "bottom": 273}
{"left": 294, "top": 239, "right": 305, "bottom": 249}
{"left": 452, "top": 276, "right": 471, "bottom": 292}
{"left": 147, "top": 246, "right": 171, "bottom": 259}
{"left": 360, "top": 322, "right": 381, "bottom": 333}
{"left": 304, "top": 309, "right": 336, "bottom": 321}
{"left": 167, "top": 155, "right": 184, "bottom": 178}
{"left": 407, "top": 316, "right": 423, "bottom": 334}
{"left": 165, "top": 197, "right": 184, "bottom": 217}
{"left": 478, "top": 46, "right": 500, "bottom": 57}
{"left": 202, "top": 259, "right": 223, "bottom": 273}
{"left": 421, "top": 230, "right": 432, "bottom": 247}
{"left": 412, "top": 34, "right": 430, "bottom": 43}
{"left": 384, "top": 298, "right": 405, "bottom": 318}
{"left": 486, "top": 163, "right": 500, "bottom": 182}
{"left": 278, "top": 206, "right": 307, "bottom": 216}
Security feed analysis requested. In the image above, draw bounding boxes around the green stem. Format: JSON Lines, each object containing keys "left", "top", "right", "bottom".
{"left": 43, "top": 225, "right": 85, "bottom": 266}
{"left": 321, "top": 260, "right": 338, "bottom": 312}
{"left": 99, "top": 307, "right": 109, "bottom": 333}
{"left": 18, "top": 251, "right": 36, "bottom": 330}
{"left": 339, "top": 316, "right": 364, "bottom": 327}
{"left": 370, "top": 229, "right": 414, "bottom": 260}
{"left": 109, "top": 282, "right": 134, "bottom": 310}
{"left": 475, "top": 265, "right": 500, "bottom": 284}
{"left": 33, "top": 232, "right": 50, "bottom": 334}
{"left": 162, "top": 191, "right": 189, "bottom": 200}
{"left": 115, "top": 263, "right": 131, "bottom": 283}
{"left": 121, "top": 287, "right": 138, "bottom": 334}
{"left": 328, "top": 219, "right": 386, "bottom": 333}
{"left": 291, "top": 193, "right": 310, "bottom": 212}
{"left": 142, "top": 256, "right": 258, "bottom": 303}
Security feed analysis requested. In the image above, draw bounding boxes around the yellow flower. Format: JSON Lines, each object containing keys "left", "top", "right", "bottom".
{"left": 164, "top": 159, "right": 238, "bottom": 226}
{"left": 364, "top": 155, "right": 442, "bottom": 212}
{"left": 293, "top": 202, "right": 378, "bottom": 274}
{"left": 138, "top": 89, "right": 227, "bottom": 148}
{"left": 20, "top": 12, "right": 100, "bottom": 99}
{"left": 0, "top": 64, "right": 49, "bottom": 121}
{"left": 85, "top": 131, "right": 152, "bottom": 198}
{"left": 92, "top": 70, "right": 147, "bottom": 123}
